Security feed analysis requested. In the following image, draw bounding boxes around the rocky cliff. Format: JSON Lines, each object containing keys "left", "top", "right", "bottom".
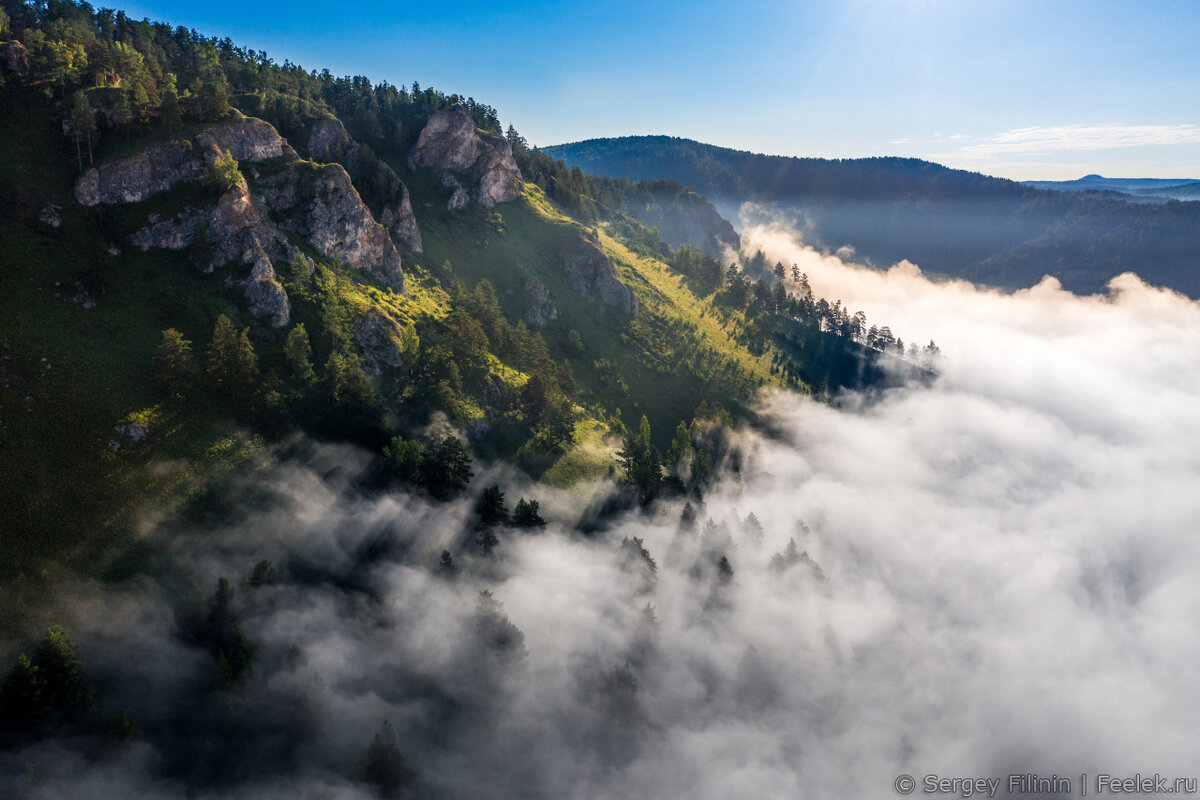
{"left": 561, "top": 233, "right": 639, "bottom": 318}
{"left": 408, "top": 106, "right": 525, "bottom": 208}
{"left": 379, "top": 182, "right": 423, "bottom": 253}
{"left": 302, "top": 115, "right": 423, "bottom": 253}
{"left": 80, "top": 116, "right": 406, "bottom": 326}
{"left": 75, "top": 117, "right": 295, "bottom": 206}
{"left": 130, "top": 180, "right": 292, "bottom": 325}
{"left": 258, "top": 163, "right": 404, "bottom": 291}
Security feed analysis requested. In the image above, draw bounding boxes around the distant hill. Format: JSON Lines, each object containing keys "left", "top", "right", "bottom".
{"left": 545, "top": 137, "right": 1200, "bottom": 297}
{"left": 1023, "top": 174, "right": 1200, "bottom": 203}
{"left": 545, "top": 135, "right": 1026, "bottom": 202}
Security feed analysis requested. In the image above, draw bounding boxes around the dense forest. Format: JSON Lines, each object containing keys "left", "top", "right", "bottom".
{"left": 545, "top": 136, "right": 1200, "bottom": 297}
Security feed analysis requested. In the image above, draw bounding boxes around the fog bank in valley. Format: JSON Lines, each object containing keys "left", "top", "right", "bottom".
{"left": 5, "top": 222, "right": 1200, "bottom": 799}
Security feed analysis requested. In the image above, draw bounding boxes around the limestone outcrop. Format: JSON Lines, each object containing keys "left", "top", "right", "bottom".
{"left": 129, "top": 180, "right": 291, "bottom": 326}
{"left": 302, "top": 115, "right": 423, "bottom": 253}
{"left": 523, "top": 277, "right": 558, "bottom": 327}
{"left": 259, "top": 163, "right": 405, "bottom": 291}
{"left": 88, "top": 114, "right": 408, "bottom": 326}
{"left": 379, "top": 183, "right": 423, "bottom": 252}
{"left": 351, "top": 312, "right": 407, "bottom": 375}
{"left": 561, "top": 233, "right": 639, "bottom": 318}
{"left": 305, "top": 116, "right": 351, "bottom": 160}
{"left": 440, "top": 172, "right": 470, "bottom": 211}
{"left": 75, "top": 116, "right": 294, "bottom": 206}
{"left": 408, "top": 106, "right": 524, "bottom": 207}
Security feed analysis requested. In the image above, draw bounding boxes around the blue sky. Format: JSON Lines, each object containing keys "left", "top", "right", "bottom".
{"left": 122, "top": 0, "right": 1200, "bottom": 180}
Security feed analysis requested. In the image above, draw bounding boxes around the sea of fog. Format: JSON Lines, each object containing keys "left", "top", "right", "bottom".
{"left": 5, "top": 220, "right": 1200, "bottom": 799}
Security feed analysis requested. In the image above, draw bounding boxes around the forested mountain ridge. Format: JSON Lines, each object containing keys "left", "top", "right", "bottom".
{"left": 545, "top": 135, "right": 1028, "bottom": 201}
{"left": 0, "top": 0, "right": 927, "bottom": 584}
{"left": 545, "top": 136, "right": 1200, "bottom": 297}
{"left": 1022, "top": 174, "right": 1200, "bottom": 203}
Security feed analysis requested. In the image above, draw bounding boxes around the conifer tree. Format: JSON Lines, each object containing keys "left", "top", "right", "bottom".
{"left": 512, "top": 498, "right": 547, "bottom": 529}
{"left": 475, "top": 484, "right": 509, "bottom": 528}
{"left": 233, "top": 328, "right": 259, "bottom": 394}
{"left": 619, "top": 415, "right": 662, "bottom": 506}
{"left": 156, "top": 328, "right": 195, "bottom": 399}
{"left": 284, "top": 323, "right": 317, "bottom": 386}
{"left": 206, "top": 314, "right": 239, "bottom": 394}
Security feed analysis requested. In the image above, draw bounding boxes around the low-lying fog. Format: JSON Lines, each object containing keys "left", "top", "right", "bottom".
{"left": 5, "top": 220, "right": 1199, "bottom": 799}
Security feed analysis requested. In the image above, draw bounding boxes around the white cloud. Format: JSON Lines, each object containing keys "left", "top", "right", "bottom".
{"left": 951, "top": 124, "right": 1200, "bottom": 159}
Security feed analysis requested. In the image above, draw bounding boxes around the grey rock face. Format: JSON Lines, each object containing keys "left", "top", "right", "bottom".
{"left": 523, "top": 276, "right": 558, "bottom": 328}
{"left": 130, "top": 180, "right": 292, "bottom": 326}
{"left": 379, "top": 182, "right": 423, "bottom": 252}
{"left": 305, "top": 116, "right": 351, "bottom": 160}
{"left": 561, "top": 234, "right": 639, "bottom": 318}
{"left": 351, "top": 312, "right": 407, "bottom": 375}
{"left": 130, "top": 155, "right": 405, "bottom": 305}
{"left": 74, "top": 117, "right": 295, "bottom": 206}
{"left": 244, "top": 254, "right": 290, "bottom": 327}
{"left": 38, "top": 204, "right": 62, "bottom": 228}
{"left": 440, "top": 172, "right": 470, "bottom": 211}
{"left": 305, "top": 117, "right": 424, "bottom": 254}
{"left": 409, "top": 106, "right": 525, "bottom": 207}
{"left": 260, "top": 163, "right": 405, "bottom": 292}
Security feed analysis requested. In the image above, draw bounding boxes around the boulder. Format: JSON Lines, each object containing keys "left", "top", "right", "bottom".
{"left": 409, "top": 106, "right": 525, "bottom": 207}
{"left": 244, "top": 254, "right": 290, "bottom": 327}
{"left": 561, "top": 234, "right": 638, "bottom": 318}
{"left": 523, "top": 276, "right": 558, "bottom": 327}
{"left": 305, "top": 116, "right": 351, "bottom": 160}
{"left": 440, "top": 172, "right": 470, "bottom": 211}
{"left": 38, "top": 204, "right": 62, "bottom": 228}
{"left": 351, "top": 312, "right": 407, "bottom": 374}
{"left": 0, "top": 41, "right": 29, "bottom": 75}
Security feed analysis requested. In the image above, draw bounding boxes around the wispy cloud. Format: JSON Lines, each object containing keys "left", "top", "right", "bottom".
{"left": 953, "top": 124, "right": 1200, "bottom": 158}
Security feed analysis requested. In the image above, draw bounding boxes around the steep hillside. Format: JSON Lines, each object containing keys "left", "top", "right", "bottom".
{"left": 545, "top": 136, "right": 1200, "bottom": 297}
{"left": 0, "top": 1, "right": 919, "bottom": 583}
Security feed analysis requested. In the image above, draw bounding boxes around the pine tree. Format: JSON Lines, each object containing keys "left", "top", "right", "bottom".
{"left": 206, "top": 314, "right": 239, "bottom": 395}
{"left": 619, "top": 415, "right": 662, "bottom": 506}
{"left": 512, "top": 498, "right": 547, "bottom": 529}
{"left": 325, "top": 349, "right": 377, "bottom": 413}
{"left": 665, "top": 420, "right": 693, "bottom": 473}
{"left": 382, "top": 435, "right": 425, "bottom": 485}
{"left": 475, "top": 484, "right": 509, "bottom": 528}
{"left": 421, "top": 435, "right": 473, "bottom": 501}
{"left": 436, "top": 550, "right": 458, "bottom": 579}
{"left": 156, "top": 328, "right": 195, "bottom": 399}
{"left": 68, "top": 90, "right": 97, "bottom": 171}
{"left": 233, "top": 328, "right": 259, "bottom": 395}
{"left": 717, "top": 555, "right": 734, "bottom": 583}
{"left": 208, "top": 149, "right": 244, "bottom": 192}
{"left": 365, "top": 719, "right": 413, "bottom": 798}
{"left": 284, "top": 323, "right": 317, "bottom": 386}
{"left": 0, "top": 625, "right": 95, "bottom": 728}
